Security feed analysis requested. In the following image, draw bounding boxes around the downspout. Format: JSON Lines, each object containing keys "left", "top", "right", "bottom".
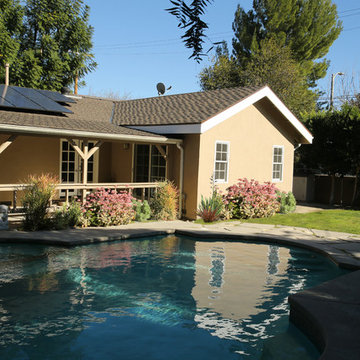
{"left": 176, "top": 142, "right": 184, "bottom": 218}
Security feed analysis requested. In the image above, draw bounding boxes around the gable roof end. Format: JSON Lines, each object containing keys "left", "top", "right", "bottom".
{"left": 123, "top": 86, "right": 313, "bottom": 144}
{"left": 201, "top": 86, "right": 313, "bottom": 144}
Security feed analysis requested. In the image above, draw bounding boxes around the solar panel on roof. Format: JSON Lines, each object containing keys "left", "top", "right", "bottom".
{"left": 0, "top": 85, "right": 45, "bottom": 111}
{"left": 0, "top": 95, "right": 15, "bottom": 108}
{"left": 36, "top": 88, "right": 76, "bottom": 104}
{"left": 12, "top": 86, "right": 73, "bottom": 114}
{"left": 0, "top": 85, "right": 73, "bottom": 114}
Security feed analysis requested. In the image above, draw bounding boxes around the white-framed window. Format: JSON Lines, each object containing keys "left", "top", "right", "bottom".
{"left": 214, "top": 141, "right": 230, "bottom": 183}
{"left": 272, "top": 145, "right": 284, "bottom": 182}
{"left": 133, "top": 144, "right": 167, "bottom": 182}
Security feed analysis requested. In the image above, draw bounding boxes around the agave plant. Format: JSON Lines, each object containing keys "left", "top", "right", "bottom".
{"left": 197, "top": 193, "right": 224, "bottom": 222}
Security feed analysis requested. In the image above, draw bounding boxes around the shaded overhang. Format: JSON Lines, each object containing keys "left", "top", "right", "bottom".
{"left": 0, "top": 123, "right": 182, "bottom": 145}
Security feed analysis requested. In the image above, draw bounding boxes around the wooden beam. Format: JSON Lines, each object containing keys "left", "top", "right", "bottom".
{"left": 87, "top": 140, "right": 103, "bottom": 159}
{"left": 0, "top": 135, "right": 17, "bottom": 155}
{"left": 68, "top": 139, "right": 86, "bottom": 159}
{"left": 155, "top": 144, "right": 167, "bottom": 160}
{"left": 68, "top": 139, "right": 102, "bottom": 160}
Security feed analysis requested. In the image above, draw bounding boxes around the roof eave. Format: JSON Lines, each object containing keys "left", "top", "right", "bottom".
{"left": 0, "top": 124, "right": 182, "bottom": 145}
{"left": 125, "top": 86, "right": 313, "bottom": 144}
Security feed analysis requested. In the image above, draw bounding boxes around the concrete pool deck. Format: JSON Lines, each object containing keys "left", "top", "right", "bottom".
{"left": 0, "top": 219, "right": 359, "bottom": 360}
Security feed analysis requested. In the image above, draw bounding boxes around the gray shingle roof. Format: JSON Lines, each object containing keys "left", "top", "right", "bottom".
{"left": 66, "top": 96, "right": 114, "bottom": 123}
{"left": 0, "top": 86, "right": 266, "bottom": 139}
{"left": 112, "top": 85, "right": 264, "bottom": 126}
{"left": 0, "top": 99, "right": 164, "bottom": 139}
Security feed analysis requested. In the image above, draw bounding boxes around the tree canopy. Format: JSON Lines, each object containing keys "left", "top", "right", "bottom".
{"left": 166, "top": 0, "right": 213, "bottom": 62}
{"left": 0, "top": 0, "right": 23, "bottom": 67}
{"left": 231, "top": 0, "right": 342, "bottom": 87}
{"left": 0, "top": 0, "right": 96, "bottom": 91}
{"left": 200, "top": 38, "right": 317, "bottom": 115}
{"left": 298, "top": 105, "right": 360, "bottom": 203}
{"left": 198, "top": 0, "right": 342, "bottom": 115}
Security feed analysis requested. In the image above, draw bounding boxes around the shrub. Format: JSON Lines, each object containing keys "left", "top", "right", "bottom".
{"left": 197, "top": 191, "right": 224, "bottom": 222}
{"left": 22, "top": 173, "right": 58, "bottom": 231}
{"left": 82, "top": 188, "right": 135, "bottom": 227}
{"left": 224, "top": 178, "right": 280, "bottom": 219}
{"left": 133, "top": 199, "right": 151, "bottom": 222}
{"left": 277, "top": 191, "right": 296, "bottom": 214}
{"left": 52, "top": 201, "right": 83, "bottom": 229}
{"left": 150, "top": 181, "right": 178, "bottom": 220}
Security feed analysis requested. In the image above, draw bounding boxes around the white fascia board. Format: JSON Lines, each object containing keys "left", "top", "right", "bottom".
{"left": 264, "top": 88, "right": 313, "bottom": 144}
{"left": 200, "top": 88, "right": 268, "bottom": 133}
{"left": 0, "top": 124, "right": 182, "bottom": 144}
{"left": 127, "top": 86, "right": 313, "bottom": 144}
{"left": 200, "top": 86, "right": 313, "bottom": 144}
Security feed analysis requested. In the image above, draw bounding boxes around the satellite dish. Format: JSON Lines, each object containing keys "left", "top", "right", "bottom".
{"left": 156, "top": 83, "right": 166, "bottom": 95}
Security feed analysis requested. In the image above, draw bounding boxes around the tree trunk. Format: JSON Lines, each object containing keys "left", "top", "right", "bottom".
{"left": 329, "top": 174, "right": 336, "bottom": 205}
{"left": 340, "top": 175, "right": 344, "bottom": 207}
{"left": 351, "top": 168, "right": 360, "bottom": 207}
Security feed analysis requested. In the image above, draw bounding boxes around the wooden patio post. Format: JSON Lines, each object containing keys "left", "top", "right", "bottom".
{"left": 82, "top": 141, "right": 88, "bottom": 202}
{"left": 67, "top": 139, "right": 103, "bottom": 202}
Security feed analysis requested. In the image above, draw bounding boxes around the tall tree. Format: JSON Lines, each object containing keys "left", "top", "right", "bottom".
{"left": 8, "top": 0, "right": 96, "bottom": 91}
{"left": 200, "top": 38, "right": 316, "bottom": 115}
{"left": 0, "top": 0, "right": 23, "bottom": 79}
{"left": 200, "top": 0, "right": 342, "bottom": 115}
{"left": 232, "top": 0, "right": 342, "bottom": 87}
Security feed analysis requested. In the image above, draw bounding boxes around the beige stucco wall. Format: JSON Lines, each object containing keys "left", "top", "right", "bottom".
{"left": 110, "top": 142, "right": 133, "bottom": 182}
{"left": 181, "top": 135, "right": 201, "bottom": 219}
{"left": 0, "top": 135, "right": 60, "bottom": 202}
{"left": 183, "top": 102, "right": 296, "bottom": 219}
{"left": 98, "top": 142, "right": 112, "bottom": 182}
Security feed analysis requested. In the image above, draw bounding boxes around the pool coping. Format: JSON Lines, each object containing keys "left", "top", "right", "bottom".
{"left": 0, "top": 224, "right": 359, "bottom": 359}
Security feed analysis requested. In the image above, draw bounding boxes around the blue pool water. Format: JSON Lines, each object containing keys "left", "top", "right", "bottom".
{"left": 0, "top": 236, "right": 348, "bottom": 359}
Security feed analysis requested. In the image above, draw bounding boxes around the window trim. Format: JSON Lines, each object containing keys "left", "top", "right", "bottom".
{"left": 272, "top": 145, "right": 284, "bottom": 183}
{"left": 213, "top": 140, "right": 230, "bottom": 184}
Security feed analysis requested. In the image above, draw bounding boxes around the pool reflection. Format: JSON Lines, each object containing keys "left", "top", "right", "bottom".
{"left": 0, "top": 236, "right": 346, "bottom": 359}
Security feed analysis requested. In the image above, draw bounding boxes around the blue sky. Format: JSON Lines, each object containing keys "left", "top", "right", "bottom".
{"left": 83, "top": 0, "right": 360, "bottom": 105}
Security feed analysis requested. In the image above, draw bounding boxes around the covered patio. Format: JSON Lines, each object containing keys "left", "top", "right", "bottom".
{"left": 0, "top": 121, "right": 184, "bottom": 215}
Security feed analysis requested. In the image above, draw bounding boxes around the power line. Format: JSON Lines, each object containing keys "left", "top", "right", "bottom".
{"left": 343, "top": 26, "right": 360, "bottom": 31}
{"left": 93, "top": 6, "right": 360, "bottom": 54}
{"left": 338, "top": 7, "right": 360, "bottom": 14}
{"left": 94, "top": 31, "right": 233, "bottom": 49}
{"left": 339, "top": 11, "right": 360, "bottom": 19}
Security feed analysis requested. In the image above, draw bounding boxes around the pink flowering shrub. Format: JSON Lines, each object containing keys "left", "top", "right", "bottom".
{"left": 82, "top": 188, "right": 135, "bottom": 227}
{"left": 224, "top": 178, "right": 280, "bottom": 219}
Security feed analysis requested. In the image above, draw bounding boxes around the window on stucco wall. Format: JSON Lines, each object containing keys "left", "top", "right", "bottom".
{"left": 214, "top": 141, "right": 229, "bottom": 183}
{"left": 272, "top": 146, "right": 284, "bottom": 182}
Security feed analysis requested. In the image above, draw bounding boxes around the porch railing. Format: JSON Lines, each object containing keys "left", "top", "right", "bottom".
{"left": 0, "top": 182, "right": 160, "bottom": 210}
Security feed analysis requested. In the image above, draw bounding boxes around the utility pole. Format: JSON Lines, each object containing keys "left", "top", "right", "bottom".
{"left": 330, "top": 72, "right": 344, "bottom": 110}
{"left": 74, "top": 71, "right": 78, "bottom": 95}
{"left": 5, "top": 63, "right": 9, "bottom": 86}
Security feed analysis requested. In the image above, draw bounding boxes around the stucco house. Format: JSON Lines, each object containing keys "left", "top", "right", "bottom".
{"left": 0, "top": 84, "right": 312, "bottom": 219}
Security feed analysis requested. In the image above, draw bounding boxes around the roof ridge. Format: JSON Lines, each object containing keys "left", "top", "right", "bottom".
{"left": 114, "top": 84, "right": 267, "bottom": 104}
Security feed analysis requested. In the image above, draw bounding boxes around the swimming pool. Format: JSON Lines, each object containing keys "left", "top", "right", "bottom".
{"left": 0, "top": 236, "right": 348, "bottom": 359}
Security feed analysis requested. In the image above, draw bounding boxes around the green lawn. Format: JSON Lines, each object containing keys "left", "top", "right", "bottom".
{"left": 245, "top": 209, "right": 360, "bottom": 235}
